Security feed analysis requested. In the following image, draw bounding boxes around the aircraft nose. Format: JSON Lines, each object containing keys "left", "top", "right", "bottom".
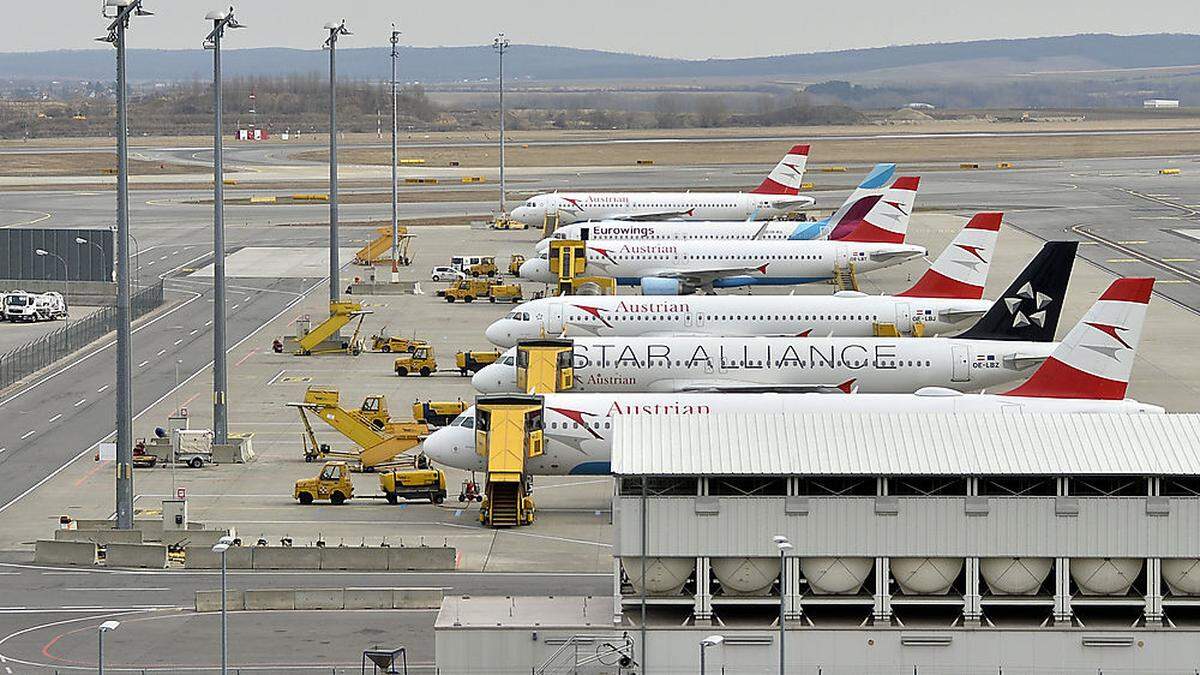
{"left": 518, "top": 258, "right": 554, "bottom": 283}
{"left": 511, "top": 207, "right": 536, "bottom": 225}
{"left": 484, "top": 320, "right": 513, "bottom": 348}
{"left": 534, "top": 238, "right": 552, "bottom": 253}
{"left": 421, "top": 426, "right": 471, "bottom": 470}
{"left": 472, "top": 362, "right": 514, "bottom": 393}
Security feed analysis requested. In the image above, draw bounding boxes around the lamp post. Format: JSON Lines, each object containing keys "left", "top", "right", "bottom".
{"left": 98, "top": 0, "right": 152, "bottom": 531}
{"left": 773, "top": 535, "right": 793, "bottom": 675}
{"left": 389, "top": 25, "right": 401, "bottom": 284}
{"left": 492, "top": 32, "right": 509, "bottom": 218}
{"left": 212, "top": 535, "right": 236, "bottom": 675}
{"left": 34, "top": 249, "right": 69, "bottom": 314}
{"left": 699, "top": 634, "right": 723, "bottom": 675}
{"left": 323, "top": 19, "right": 352, "bottom": 303}
{"left": 126, "top": 230, "right": 142, "bottom": 289}
{"left": 98, "top": 620, "right": 120, "bottom": 675}
{"left": 204, "top": 6, "right": 243, "bottom": 447}
{"left": 75, "top": 235, "right": 110, "bottom": 282}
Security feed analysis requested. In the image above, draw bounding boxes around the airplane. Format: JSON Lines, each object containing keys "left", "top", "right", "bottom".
{"left": 507, "top": 144, "right": 815, "bottom": 226}
{"left": 517, "top": 177, "right": 924, "bottom": 294}
{"left": 534, "top": 163, "right": 898, "bottom": 249}
{"left": 424, "top": 277, "right": 1159, "bottom": 476}
{"left": 488, "top": 215, "right": 1072, "bottom": 348}
{"left": 474, "top": 250, "right": 1076, "bottom": 395}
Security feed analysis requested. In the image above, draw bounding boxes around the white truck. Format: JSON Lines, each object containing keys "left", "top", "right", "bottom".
{"left": 3, "top": 291, "right": 68, "bottom": 322}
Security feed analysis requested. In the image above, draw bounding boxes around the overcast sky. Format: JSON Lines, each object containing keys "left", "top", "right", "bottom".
{"left": 12, "top": 0, "right": 1200, "bottom": 58}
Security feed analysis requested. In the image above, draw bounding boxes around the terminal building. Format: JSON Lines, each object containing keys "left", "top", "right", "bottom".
{"left": 436, "top": 410, "right": 1200, "bottom": 674}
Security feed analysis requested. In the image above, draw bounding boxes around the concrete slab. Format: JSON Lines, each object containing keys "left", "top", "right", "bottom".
{"left": 388, "top": 546, "right": 457, "bottom": 571}
{"left": 34, "top": 539, "right": 98, "bottom": 566}
{"left": 54, "top": 528, "right": 144, "bottom": 544}
{"left": 244, "top": 589, "right": 296, "bottom": 611}
{"left": 251, "top": 546, "right": 321, "bottom": 569}
{"left": 195, "top": 590, "right": 245, "bottom": 612}
{"left": 294, "top": 587, "right": 344, "bottom": 610}
{"left": 394, "top": 587, "right": 445, "bottom": 610}
{"left": 188, "top": 247, "right": 358, "bottom": 278}
{"left": 344, "top": 587, "right": 393, "bottom": 609}
{"left": 319, "top": 546, "right": 390, "bottom": 570}
{"left": 104, "top": 542, "right": 168, "bottom": 569}
{"left": 185, "top": 545, "right": 253, "bottom": 569}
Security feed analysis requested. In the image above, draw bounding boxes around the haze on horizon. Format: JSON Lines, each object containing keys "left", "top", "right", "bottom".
{"left": 9, "top": 0, "right": 1200, "bottom": 60}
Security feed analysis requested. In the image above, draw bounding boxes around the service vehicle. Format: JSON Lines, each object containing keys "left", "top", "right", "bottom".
{"left": 442, "top": 278, "right": 495, "bottom": 303}
{"left": 394, "top": 343, "right": 437, "bottom": 377}
{"left": 294, "top": 461, "right": 354, "bottom": 505}
{"left": 492, "top": 217, "right": 528, "bottom": 230}
{"left": 370, "top": 333, "right": 421, "bottom": 353}
{"left": 487, "top": 282, "right": 523, "bottom": 304}
{"left": 3, "top": 291, "right": 67, "bottom": 322}
{"left": 451, "top": 255, "right": 497, "bottom": 278}
{"left": 455, "top": 350, "right": 499, "bottom": 376}
{"left": 431, "top": 266, "right": 466, "bottom": 282}
{"left": 508, "top": 254, "right": 526, "bottom": 276}
{"left": 379, "top": 467, "right": 447, "bottom": 504}
{"left": 412, "top": 399, "right": 469, "bottom": 426}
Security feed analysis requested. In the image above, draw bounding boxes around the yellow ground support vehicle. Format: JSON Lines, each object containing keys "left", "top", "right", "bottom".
{"left": 394, "top": 343, "right": 437, "bottom": 377}
{"left": 295, "top": 461, "right": 354, "bottom": 505}
{"left": 466, "top": 257, "right": 498, "bottom": 277}
{"left": 294, "top": 301, "right": 370, "bottom": 355}
{"left": 456, "top": 350, "right": 499, "bottom": 376}
{"left": 412, "top": 399, "right": 469, "bottom": 426}
{"left": 353, "top": 226, "right": 413, "bottom": 266}
{"left": 379, "top": 467, "right": 447, "bottom": 504}
{"left": 492, "top": 217, "right": 527, "bottom": 230}
{"left": 441, "top": 278, "right": 494, "bottom": 303}
{"left": 290, "top": 389, "right": 427, "bottom": 471}
{"left": 370, "top": 333, "right": 421, "bottom": 353}
{"left": 487, "top": 283, "right": 523, "bottom": 304}
{"left": 508, "top": 254, "right": 526, "bottom": 276}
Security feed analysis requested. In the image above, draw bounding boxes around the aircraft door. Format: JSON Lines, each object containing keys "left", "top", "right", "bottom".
{"left": 951, "top": 345, "right": 970, "bottom": 382}
{"left": 547, "top": 303, "right": 564, "bottom": 334}
{"left": 578, "top": 226, "right": 590, "bottom": 241}
{"left": 896, "top": 303, "right": 913, "bottom": 335}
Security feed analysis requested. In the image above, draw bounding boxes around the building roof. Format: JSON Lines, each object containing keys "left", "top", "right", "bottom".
{"left": 612, "top": 412, "right": 1200, "bottom": 476}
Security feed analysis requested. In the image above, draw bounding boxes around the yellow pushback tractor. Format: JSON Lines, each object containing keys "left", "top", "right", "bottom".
{"left": 474, "top": 394, "right": 544, "bottom": 527}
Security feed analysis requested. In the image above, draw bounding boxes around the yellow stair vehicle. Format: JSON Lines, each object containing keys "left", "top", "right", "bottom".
{"left": 412, "top": 399, "right": 469, "bottom": 427}
{"left": 295, "top": 461, "right": 354, "bottom": 505}
{"left": 289, "top": 388, "right": 427, "bottom": 470}
{"left": 475, "top": 394, "right": 544, "bottom": 527}
{"left": 394, "top": 343, "right": 437, "bottom": 377}
{"left": 379, "top": 467, "right": 447, "bottom": 504}
{"left": 508, "top": 254, "right": 526, "bottom": 276}
{"left": 294, "top": 301, "right": 371, "bottom": 356}
{"left": 548, "top": 239, "right": 616, "bottom": 296}
{"left": 353, "top": 226, "right": 413, "bottom": 266}
{"left": 516, "top": 339, "right": 575, "bottom": 393}
{"left": 455, "top": 350, "right": 499, "bottom": 376}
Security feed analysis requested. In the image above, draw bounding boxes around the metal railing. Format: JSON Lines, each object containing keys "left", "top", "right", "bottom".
{"left": 0, "top": 280, "right": 164, "bottom": 390}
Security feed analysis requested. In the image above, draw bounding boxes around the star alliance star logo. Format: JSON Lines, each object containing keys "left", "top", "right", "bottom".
{"left": 1004, "top": 281, "right": 1053, "bottom": 329}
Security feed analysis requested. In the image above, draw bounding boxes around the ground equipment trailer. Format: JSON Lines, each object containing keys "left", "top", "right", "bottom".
{"left": 295, "top": 461, "right": 447, "bottom": 505}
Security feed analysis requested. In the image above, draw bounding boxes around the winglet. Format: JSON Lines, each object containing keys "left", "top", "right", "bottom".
{"left": 1004, "top": 278, "right": 1154, "bottom": 400}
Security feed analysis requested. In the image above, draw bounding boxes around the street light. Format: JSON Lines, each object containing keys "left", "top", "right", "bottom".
{"left": 492, "top": 32, "right": 510, "bottom": 218}
{"left": 98, "top": 620, "right": 120, "bottom": 675}
{"left": 98, "top": 0, "right": 153, "bottom": 531}
{"left": 389, "top": 25, "right": 401, "bottom": 284}
{"left": 699, "top": 634, "right": 723, "bottom": 675}
{"left": 34, "top": 249, "right": 69, "bottom": 315}
{"left": 204, "top": 6, "right": 244, "bottom": 447}
{"left": 773, "top": 535, "right": 793, "bottom": 675}
{"left": 76, "top": 236, "right": 111, "bottom": 283}
{"left": 323, "top": 19, "right": 352, "bottom": 303}
{"left": 212, "top": 534, "right": 236, "bottom": 675}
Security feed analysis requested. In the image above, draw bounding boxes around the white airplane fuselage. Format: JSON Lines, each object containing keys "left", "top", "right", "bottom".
{"left": 423, "top": 392, "right": 1163, "bottom": 476}
{"left": 510, "top": 192, "right": 815, "bottom": 226}
{"left": 538, "top": 219, "right": 832, "bottom": 252}
{"left": 471, "top": 335, "right": 1057, "bottom": 394}
{"left": 485, "top": 293, "right": 991, "bottom": 348}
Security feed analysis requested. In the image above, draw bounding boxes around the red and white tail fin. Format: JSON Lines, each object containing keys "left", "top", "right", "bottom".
{"left": 832, "top": 176, "right": 919, "bottom": 243}
{"left": 1004, "top": 277, "right": 1154, "bottom": 400}
{"left": 897, "top": 212, "right": 1001, "bottom": 299}
{"left": 751, "top": 144, "right": 809, "bottom": 195}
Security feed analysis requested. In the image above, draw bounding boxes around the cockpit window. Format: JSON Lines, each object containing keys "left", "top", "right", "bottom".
{"left": 451, "top": 413, "right": 476, "bottom": 429}
{"left": 501, "top": 356, "right": 515, "bottom": 366}
{"left": 505, "top": 311, "right": 531, "bottom": 321}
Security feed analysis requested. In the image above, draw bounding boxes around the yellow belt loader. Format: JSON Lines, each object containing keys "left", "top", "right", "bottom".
{"left": 288, "top": 388, "right": 427, "bottom": 471}
{"left": 295, "top": 302, "right": 371, "bottom": 356}
{"left": 353, "top": 226, "right": 413, "bottom": 266}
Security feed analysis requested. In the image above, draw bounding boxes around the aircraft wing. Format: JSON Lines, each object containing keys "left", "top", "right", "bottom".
{"left": 763, "top": 195, "right": 816, "bottom": 209}
{"left": 609, "top": 209, "right": 696, "bottom": 221}
{"left": 869, "top": 249, "right": 923, "bottom": 262}
{"left": 652, "top": 264, "right": 770, "bottom": 287}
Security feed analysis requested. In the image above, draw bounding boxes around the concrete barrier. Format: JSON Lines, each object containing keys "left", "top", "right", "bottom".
{"left": 244, "top": 589, "right": 296, "bottom": 611}
{"left": 252, "top": 547, "right": 321, "bottom": 569}
{"left": 320, "top": 547, "right": 390, "bottom": 570}
{"left": 185, "top": 545, "right": 253, "bottom": 570}
{"left": 393, "top": 587, "right": 444, "bottom": 609}
{"left": 295, "top": 588, "right": 344, "bottom": 610}
{"left": 35, "top": 540, "right": 98, "bottom": 566}
{"left": 105, "top": 542, "right": 168, "bottom": 569}
{"left": 195, "top": 590, "right": 244, "bottom": 612}
{"left": 55, "top": 528, "right": 144, "bottom": 545}
{"left": 388, "top": 546, "right": 456, "bottom": 571}
{"left": 344, "top": 588, "right": 394, "bottom": 610}
{"left": 160, "top": 528, "right": 235, "bottom": 549}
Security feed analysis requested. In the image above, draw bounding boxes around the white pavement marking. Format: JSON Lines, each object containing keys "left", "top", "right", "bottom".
{"left": 74, "top": 399, "right": 86, "bottom": 407}
{"left": 19, "top": 431, "right": 34, "bottom": 440}
{"left": 205, "top": 320, "right": 213, "bottom": 326}
{"left": 138, "top": 360, "right": 149, "bottom": 367}
{"left": 266, "top": 369, "right": 286, "bottom": 385}
{"left": 96, "top": 385, "right": 109, "bottom": 393}
{"left": 232, "top": 304, "right": 240, "bottom": 310}
{"left": 156, "top": 349, "right": 166, "bottom": 356}
{"left": 47, "top": 414, "right": 61, "bottom": 424}
{"left": 0, "top": 449, "right": 5, "bottom": 455}
{"left": 174, "top": 339, "right": 183, "bottom": 345}
{"left": 63, "top": 587, "right": 170, "bottom": 592}
{"left": 189, "top": 329, "right": 199, "bottom": 335}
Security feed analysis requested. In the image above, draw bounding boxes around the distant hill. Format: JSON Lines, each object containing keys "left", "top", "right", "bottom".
{"left": 3, "top": 33, "right": 1200, "bottom": 84}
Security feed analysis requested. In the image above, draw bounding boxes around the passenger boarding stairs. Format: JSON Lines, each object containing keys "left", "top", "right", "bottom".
{"left": 485, "top": 481, "right": 522, "bottom": 527}
{"left": 832, "top": 262, "right": 859, "bottom": 292}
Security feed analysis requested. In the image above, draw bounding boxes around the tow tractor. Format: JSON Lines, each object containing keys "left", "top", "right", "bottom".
{"left": 295, "top": 460, "right": 447, "bottom": 505}
{"left": 394, "top": 343, "right": 437, "bottom": 377}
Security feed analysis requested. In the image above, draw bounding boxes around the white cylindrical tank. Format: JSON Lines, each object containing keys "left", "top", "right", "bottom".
{"left": 1070, "top": 558, "right": 1144, "bottom": 596}
{"left": 980, "top": 557, "right": 1053, "bottom": 595}
{"left": 801, "top": 557, "right": 873, "bottom": 595}
{"left": 711, "top": 557, "right": 780, "bottom": 595}
{"left": 1161, "top": 559, "right": 1200, "bottom": 595}
{"left": 890, "top": 557, "right": 964, "bottom": 595}
{"left": 621, "top": 557, "right": 693, "bottom": 595}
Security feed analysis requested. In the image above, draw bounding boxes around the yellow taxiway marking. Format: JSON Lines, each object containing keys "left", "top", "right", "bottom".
{"left": 1162, "top": 258, "right": 1196, "bottom": 263}
{"left": 1117, "top": 240, "right": 1148, "bottom": 245}
{"left": 1106, "top": 258, "right": 1139, "bottom": 263}
{"left": 1156, "top": 279, "right": 1189, "bottom": 284}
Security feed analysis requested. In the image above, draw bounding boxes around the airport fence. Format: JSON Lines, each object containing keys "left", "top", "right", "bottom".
{"left": 0, "top": 280, "right": 164, "bottom": 390}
